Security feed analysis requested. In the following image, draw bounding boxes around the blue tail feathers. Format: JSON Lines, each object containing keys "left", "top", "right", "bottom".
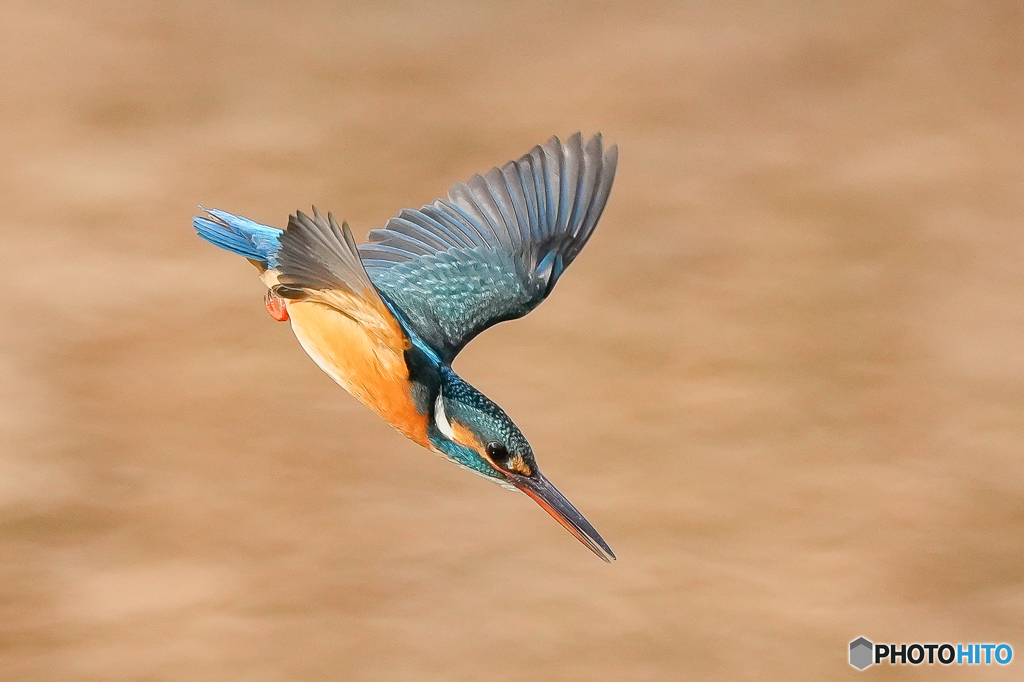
{"left": 193, "top": 208, "right": 283, "bottom": 268}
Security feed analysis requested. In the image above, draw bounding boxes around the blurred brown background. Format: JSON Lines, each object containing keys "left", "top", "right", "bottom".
{"left": 2, "top": 0, "right": 1023, "bottom": 679}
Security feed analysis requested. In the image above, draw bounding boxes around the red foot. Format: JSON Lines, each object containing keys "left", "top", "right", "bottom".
{"left": 265, "top": 291, "right": 289, "bottom": 321}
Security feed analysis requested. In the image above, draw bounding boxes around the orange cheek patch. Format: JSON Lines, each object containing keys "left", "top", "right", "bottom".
{"left": 446, "top": 421, "right": 529, "bottom": 476}
{"left": 450, "top": 421, "right": 485, "bottom": 453}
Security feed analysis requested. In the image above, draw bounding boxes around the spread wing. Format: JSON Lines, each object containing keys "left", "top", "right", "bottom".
{"left": 359, "top": 132, "right": 618, "bottom": 364}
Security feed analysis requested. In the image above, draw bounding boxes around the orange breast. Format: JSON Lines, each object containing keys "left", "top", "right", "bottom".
{"left": 286, "top": 299, "right": 430, "bottom": 448}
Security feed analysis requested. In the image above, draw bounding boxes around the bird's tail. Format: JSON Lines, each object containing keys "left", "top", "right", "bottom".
{"left": 193, "top": 208, "right": 283, "bottom": 269}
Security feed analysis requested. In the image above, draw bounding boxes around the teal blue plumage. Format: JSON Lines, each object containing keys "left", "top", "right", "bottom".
{"left": 361, "top": 132, "right": 617, "bottom": 363}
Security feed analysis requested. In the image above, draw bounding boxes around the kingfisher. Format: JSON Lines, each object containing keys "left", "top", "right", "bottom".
{"left": 193, "top": 133, "right": 617, "bottom": 561}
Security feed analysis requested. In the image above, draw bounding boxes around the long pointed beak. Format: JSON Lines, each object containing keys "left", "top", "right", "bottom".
{"left": 508, "top": 471, "right": 616, "bottom": 562}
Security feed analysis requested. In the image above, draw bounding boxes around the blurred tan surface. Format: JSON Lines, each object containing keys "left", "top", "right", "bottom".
{"left": 2, "top": 1, "right": 1023, "bottom": 680}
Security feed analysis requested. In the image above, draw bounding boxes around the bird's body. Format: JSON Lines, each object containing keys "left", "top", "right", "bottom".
{"left": 288, "top": 298, "right": 429, "bottom": 447}
{"left": 194, "top": 133, "right": 617, "bottom": 561}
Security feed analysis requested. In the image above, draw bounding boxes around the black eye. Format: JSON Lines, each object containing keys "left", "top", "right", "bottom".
{"left": 486, "top": 442, "right": 509, "bottom": 464}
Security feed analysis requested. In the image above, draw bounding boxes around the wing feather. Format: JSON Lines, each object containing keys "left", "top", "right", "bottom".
{"left": 276, "top": 207, "right": 408, "bottom": 346}
{"left": 360, "top": 133, "right": 617, "bottom": 363}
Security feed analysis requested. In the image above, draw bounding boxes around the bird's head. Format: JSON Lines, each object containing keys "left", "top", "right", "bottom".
{"left": 428, "top": 369, "right": 615, "bottom": 562}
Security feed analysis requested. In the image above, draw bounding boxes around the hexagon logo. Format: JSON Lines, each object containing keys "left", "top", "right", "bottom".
{"left": 850, "top": 637, "right": 874, "bottom": 670}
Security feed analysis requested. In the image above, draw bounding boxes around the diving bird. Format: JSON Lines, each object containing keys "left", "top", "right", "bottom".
{"left": 193, "top": 133, "right": 617, "bottom": 561}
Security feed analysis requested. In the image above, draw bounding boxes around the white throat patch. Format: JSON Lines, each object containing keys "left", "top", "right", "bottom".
{"left": 434, "top": 391, "right": 456, "bottom": 440}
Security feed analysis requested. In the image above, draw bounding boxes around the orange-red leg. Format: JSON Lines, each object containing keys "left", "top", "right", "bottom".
{"left": 265, "top": 290, "right": 289, "bottom": 321}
